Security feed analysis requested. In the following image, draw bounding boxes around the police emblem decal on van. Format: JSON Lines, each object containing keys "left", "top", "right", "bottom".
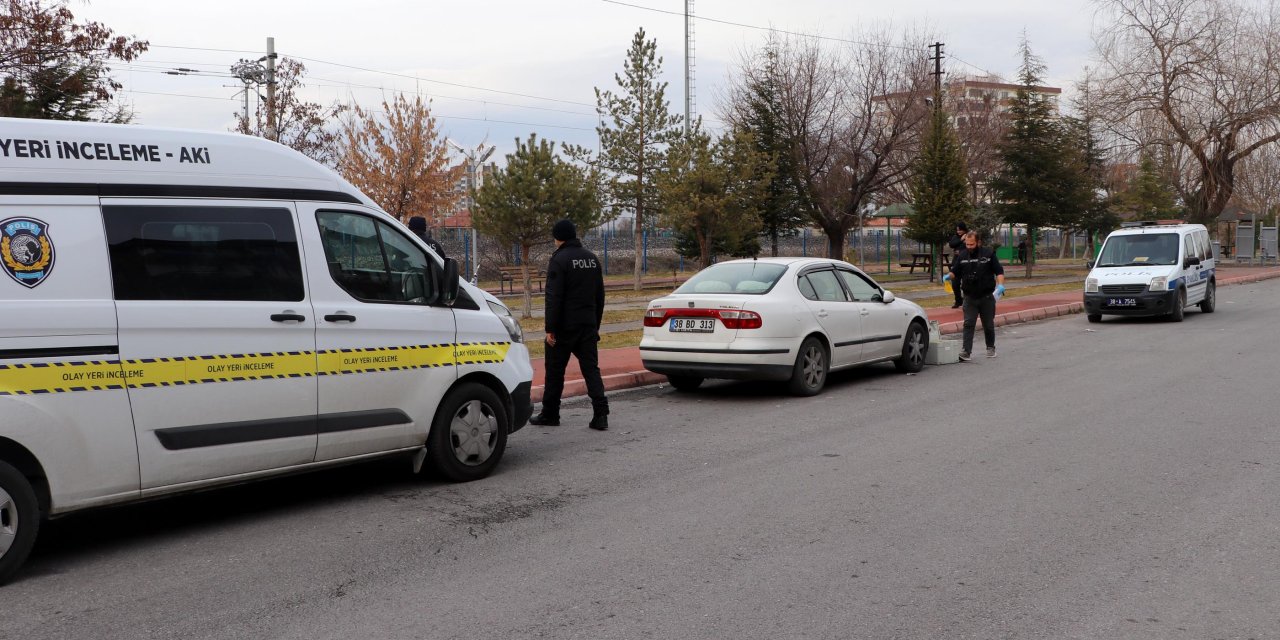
{"left": 0, "top": 217, "right": 55, "bottom": 288}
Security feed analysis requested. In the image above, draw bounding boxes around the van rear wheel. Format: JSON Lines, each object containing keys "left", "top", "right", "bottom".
{"left": 1199, "top": 280, "right": 1216, "bottom": 313}
{"left": 427, "top": 383, "right": 508, "bottom": 482}
{"left": 0, "top": 460, "right": 40, "bottom": 586}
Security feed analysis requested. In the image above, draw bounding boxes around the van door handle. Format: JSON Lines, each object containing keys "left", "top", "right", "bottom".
{"left": 324, "top": 313, "right": 357, "bottom": 323}
{"left": 270, "top": 313, "right": 306, "bottom": 323}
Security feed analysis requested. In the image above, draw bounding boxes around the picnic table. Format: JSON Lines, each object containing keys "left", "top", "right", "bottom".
{"left": 900, "top": 253, "right": 950, "bottom": 274}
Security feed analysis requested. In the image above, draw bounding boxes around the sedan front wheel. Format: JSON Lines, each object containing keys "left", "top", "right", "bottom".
{"left": 894, "top": 322, "right": 928, "bottom": 373}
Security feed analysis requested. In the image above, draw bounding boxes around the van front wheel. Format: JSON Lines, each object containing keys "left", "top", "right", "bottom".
{"left": 1169, "top": 288, "right": 1186, "bottom": 322}
{"left": 0, "top": 460, "right": 40, "bottom": 586}
{"left": 427, "top": 383, "right": 509, "bottom": 482}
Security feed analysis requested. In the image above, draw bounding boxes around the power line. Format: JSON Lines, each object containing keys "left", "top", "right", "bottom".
{"left": 600, "top": 0, "right": 920, "bottom": 51}
{"left": 304, "top": 76, "right": 597, "bottom": 117}
{"left": 285, "top": 53, "right": 597, "bottom": 108}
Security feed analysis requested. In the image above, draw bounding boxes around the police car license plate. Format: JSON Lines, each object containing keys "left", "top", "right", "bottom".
{"left": 670, "top": 318, "right": 715, "bottom": 332}
{"left": 1106, "top": 297, "right": 1138, "bottom": 307}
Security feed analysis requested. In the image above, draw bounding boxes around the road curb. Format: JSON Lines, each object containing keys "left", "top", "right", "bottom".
{"left": 537, "top": 267, "right": 1280, "bottom": 401}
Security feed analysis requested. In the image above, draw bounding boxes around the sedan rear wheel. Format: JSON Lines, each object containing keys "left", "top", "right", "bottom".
{"left": 788, "top": 337, "right": 828, "bottom": 397}
{"left": 894, "top": 322, "right": 928, "bottom": 373}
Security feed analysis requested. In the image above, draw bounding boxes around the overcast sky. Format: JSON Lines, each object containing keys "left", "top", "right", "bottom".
{"left": 77, "top": 0, "right": 1100, "bottom": 160}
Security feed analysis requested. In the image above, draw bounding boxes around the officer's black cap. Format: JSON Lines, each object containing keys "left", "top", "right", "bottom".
{"left": 552, "top": 219, "right": 577, "bottom": 241}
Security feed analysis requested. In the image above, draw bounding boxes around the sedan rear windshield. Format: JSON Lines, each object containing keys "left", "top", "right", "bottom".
{"left": 675, "top": 262, "right": 788, "bottom": 295}
{"left": 1097, "top": 233, "right": 1180, "bottom": 267}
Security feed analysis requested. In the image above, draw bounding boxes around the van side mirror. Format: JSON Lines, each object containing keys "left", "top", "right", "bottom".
{"left": 402, "top": 270, "right": 428, "bottom": 303}
{"left": 1085, "top": 260, "right": 1094, "bottom": 270}
{"left": 1184, "top": 256, "right": 1201, "bottom": 268}
{"left": 441, "top": 257, "right": 460, "bottom": 305}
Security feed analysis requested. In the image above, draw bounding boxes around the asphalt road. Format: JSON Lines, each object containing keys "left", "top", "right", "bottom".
{"left": 6, "top": 279, "right": 1279, "bottom": 640}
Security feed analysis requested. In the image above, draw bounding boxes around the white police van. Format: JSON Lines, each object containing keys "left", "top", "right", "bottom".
{"left": 0, "top": 118, "right": 533, "bottom": 584}
{"left": 1083, "top": 222, "right": 1216, "bottom": 322}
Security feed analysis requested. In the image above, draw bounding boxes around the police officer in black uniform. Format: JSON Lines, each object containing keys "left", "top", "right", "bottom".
{"left": 530, "top": 219, "right": 609, "bottom": 430}
{"left": 407, "top": 216, "right": 446, "bottom": 257}
{"left": 947, "top": 231, "right": 1005, "bottom": 361}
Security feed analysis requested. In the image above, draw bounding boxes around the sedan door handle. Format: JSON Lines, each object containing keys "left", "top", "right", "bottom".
{"left": 817, "top": 310, "right": 829, "bottom": 318}
{"left": 860, "top": 309, "right": 871, "bottom": 316}
{"left": 270, "top": 313, "right": 306, "bottom": 323}
{"left": 324, "top": 313, "right": 357, "bottom": 323}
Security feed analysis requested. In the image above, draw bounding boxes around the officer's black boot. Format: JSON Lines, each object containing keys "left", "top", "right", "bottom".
{"left": 588, "top": 413, "right": 608, "bottom": 431}
{"left": 529, "top": 412, "right": 560, "bottom": 426}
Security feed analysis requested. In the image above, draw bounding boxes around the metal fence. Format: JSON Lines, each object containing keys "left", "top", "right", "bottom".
{"left": 432, "top": 226, "right": 1092, "bottom": 279}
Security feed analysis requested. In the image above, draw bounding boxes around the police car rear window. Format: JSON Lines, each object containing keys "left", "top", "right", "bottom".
{"left": 104, "top": 206, "right": 304, "bottom": 301}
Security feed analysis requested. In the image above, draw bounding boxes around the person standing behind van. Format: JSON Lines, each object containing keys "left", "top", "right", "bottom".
{"left": 948, "top": 231, "right": 1005, "bottom": 361}
{"left": 407, "top": 216, "right": 446, "bottom": 258}
{"left": 530, "top": 219, "right": 609, "bottom": 430}
{"left": 946, "top": 223, "right": 968, "bottom": 309}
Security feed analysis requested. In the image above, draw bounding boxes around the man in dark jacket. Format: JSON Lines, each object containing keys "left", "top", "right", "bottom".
{"left": 946, "top": 222, "right": 968, "bottom": 308}
{"left": 530, "top": 219, "right": 609, "bottom": 430}
{"left": 947, "top": 231, "right": 1005, "bottom": 361}
{"left": 407, "top": 216, "right": 446, "bottom": 258}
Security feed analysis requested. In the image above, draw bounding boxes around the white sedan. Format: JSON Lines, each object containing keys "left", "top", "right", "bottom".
{"left": 640, "top": 258, "right": 931, "bottom": 395}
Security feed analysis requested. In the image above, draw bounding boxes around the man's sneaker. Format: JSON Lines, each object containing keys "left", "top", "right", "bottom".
{"left": 589, "top": 415, "right": 609, "bottom": 431}
{"left": 986, "top": 347, "right": 998, "bottom": 358}
{"left": 951, "top": 303, "right": 962, "bottom": 309}
{"left": 958, "top": 352, "right": 972, "bottom": 362}
{"left": 529, "top": 413, "right": 560, "bottom": 427}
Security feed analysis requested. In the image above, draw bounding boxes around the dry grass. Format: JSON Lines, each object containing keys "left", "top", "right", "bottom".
{"left": 524, "top": 329, "right": 644, "bottom": 360}
{"left": 910, "top": 281, "right": 1083, "bottom": 309}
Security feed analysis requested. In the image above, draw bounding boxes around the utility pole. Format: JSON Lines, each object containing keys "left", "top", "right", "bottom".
{"left": 448, "top": 139, "right": 496, "bottom": 283}
{"left": 928, "top": 42, "right": 945, "bottom": 107}
{"left": 684, "top": 0, "right": 695, "bottom": 134}
{"left": 230, "top": 58, "right": 266, "bottom": 127}
{"left": 265, "top": 37, "right": 278, "bottom": 141}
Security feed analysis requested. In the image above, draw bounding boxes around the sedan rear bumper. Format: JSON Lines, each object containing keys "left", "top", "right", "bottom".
{"left": 642, "top": 359, "right": 794, "bottom": 382}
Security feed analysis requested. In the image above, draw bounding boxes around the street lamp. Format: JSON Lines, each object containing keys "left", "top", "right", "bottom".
{"left": 447, "top": 139, "right": 496, "bottom": 283}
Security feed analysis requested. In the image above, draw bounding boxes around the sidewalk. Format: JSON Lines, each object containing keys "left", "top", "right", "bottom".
{"left": 527, "top": 266, "right": 1280, "bottom": 402}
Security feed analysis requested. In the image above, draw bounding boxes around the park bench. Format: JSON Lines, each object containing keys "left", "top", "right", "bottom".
{"left": 498, "top": 264, "right": 545, "bottom": 294}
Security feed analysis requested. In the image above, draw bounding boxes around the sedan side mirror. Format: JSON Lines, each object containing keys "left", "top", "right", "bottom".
{"left": 880, "top": 290, "right": 896, "bottom": 304}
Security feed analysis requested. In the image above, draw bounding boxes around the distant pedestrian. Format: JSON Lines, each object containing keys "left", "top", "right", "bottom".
{"left": 407, "top": 216, "right": 446, "bottom": 258}
{"left": 1016, "top": 234, "right": 1027, "bottom": 265}
{"left": 946, "top": 222, "right": 968, "bottom": 308}
{"left": 948, "top": 231, "right": 1005, "bottom": 361}
{"left": 530, "top": 219, "right": 610, "bottom": 430}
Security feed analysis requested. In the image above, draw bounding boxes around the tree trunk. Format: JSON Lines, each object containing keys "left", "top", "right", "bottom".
{"left": 633, "top": 188, "right": 644, "bottom": 292}
{"left": 698, "top": 230, "right": 712, "bottom": 270}
{"left": 1058, "top": 231, "right": 1069, "bottom": 260}
{"left": 825, "top": 229, "right": 846, "bottom": 261}
{"left": 519, "top": 244, "right": 534, "bottom": 318}
{"left": 1024, "top": 226, "right": 1035, "bottom": 279}
{"left": 771, "top": 230, "right": 779, "bottom": 257}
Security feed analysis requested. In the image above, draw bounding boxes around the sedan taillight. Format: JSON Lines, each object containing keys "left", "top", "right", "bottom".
{"left": 643, "top": 309, "right": 667, "bottom": 327}
{"left": 717, "top": 309, "right": 763, "bottom": 329}
{"left": 643, "top": 308, "right": 763, "bottom": 329}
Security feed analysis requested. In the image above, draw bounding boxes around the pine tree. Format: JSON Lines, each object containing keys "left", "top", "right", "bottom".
{"left": 1122, "top": 155, "right": 1179, "bottom": 222}
{"left": 906, "top": 103, "right": 969, "bottom": 281}
{"left": 657, "top": 127, "right": 770, "bottom": 269}
{"left": 988, "top": 37, "right": 1078, "bottom": 277}
{"left": 570, "top": 29, "right": 683, "bottom": 290}
{"left": 737, "top": 48, "right": 806, "bottom": 256}
{"left": 474, "top": 135, "right": 603, "bottom": 317}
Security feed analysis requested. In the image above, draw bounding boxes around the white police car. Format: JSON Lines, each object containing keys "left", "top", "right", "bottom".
{"left": 0, "top": 118, "right": 533, "bottom": 584}
{"left": 1083, "top": 222, "right": 1216, "bottom": 322}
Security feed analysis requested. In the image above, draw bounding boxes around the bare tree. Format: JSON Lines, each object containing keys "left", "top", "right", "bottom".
{"left": 1092, "top": 0, "right": 1280, "bottom": 225}
{"left": 724, "top": 28, "right": 932, "bottom": 259}
{"left": 1234, "top": 142, "right": 1280, "bottom": 229}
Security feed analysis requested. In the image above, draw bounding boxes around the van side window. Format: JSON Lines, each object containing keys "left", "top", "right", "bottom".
{"left": 317, "top": 210, "right": 434, "bottom": 303}
{"left": 1197, "top": 230, "right": 1211, "bottom": 260}
{"left": 103, "top": 206, "right": 304, "bottom": 301}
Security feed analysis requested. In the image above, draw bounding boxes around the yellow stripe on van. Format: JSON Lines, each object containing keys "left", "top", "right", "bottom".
{"left": 0, "top": 342, "right": 511, "bottom": 396}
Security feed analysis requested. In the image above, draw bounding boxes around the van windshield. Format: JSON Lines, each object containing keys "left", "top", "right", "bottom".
{"left": 1096, "top": 233, "right": 1180, "bottom": 267}
{"left": 674, "top": 262, "right": 788, "bottom": 295}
